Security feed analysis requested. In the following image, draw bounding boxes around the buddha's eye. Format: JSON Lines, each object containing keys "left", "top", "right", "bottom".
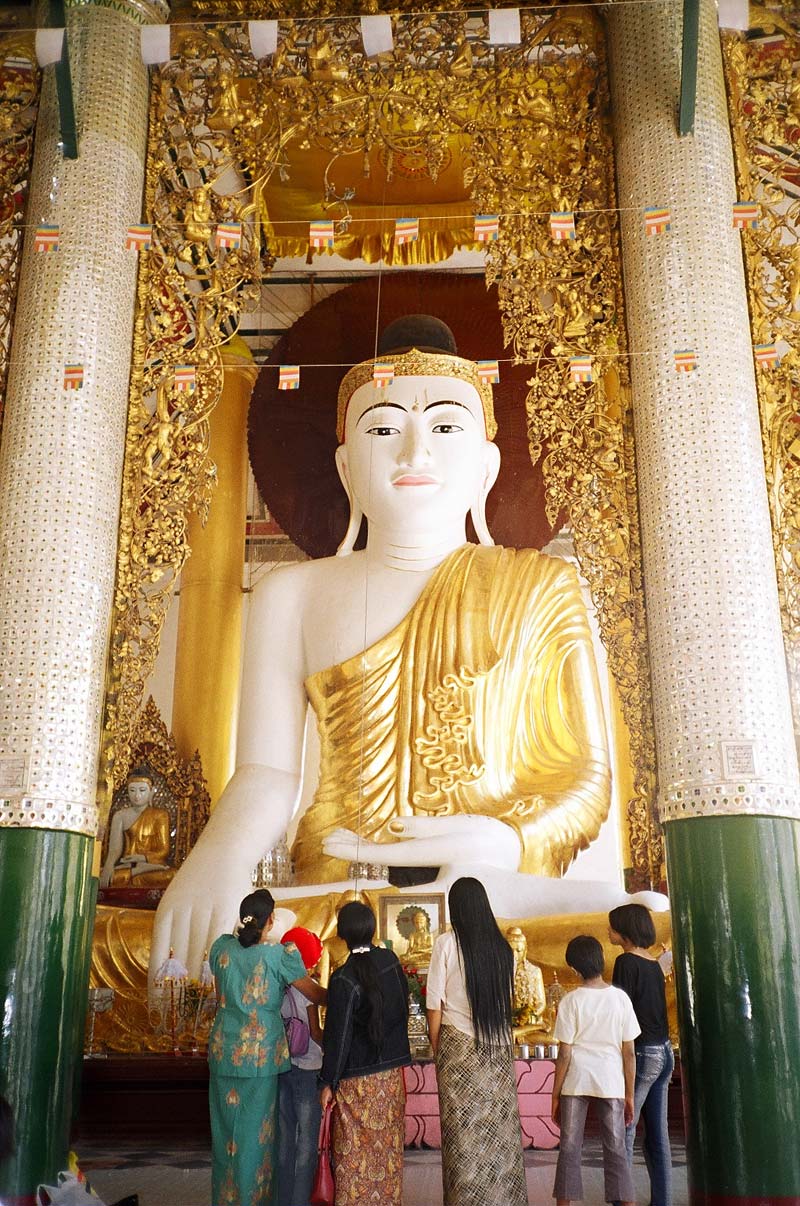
{"left": 431, "top": 422, "right": 463, "bottom": 434}
{"left": 366, "top": 424, "right": 400, "bottom": 436}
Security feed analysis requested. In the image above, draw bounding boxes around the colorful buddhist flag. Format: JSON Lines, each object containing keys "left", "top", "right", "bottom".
{"left": 474, "top": 214, "right": 499, "bottom": 243}
{"left": 477, "top": 359, "right": 500, "bottom": 384}
{"left": 569, "top": 355, "right": 593, "bottom": 383}
{"left": 394, "top": 217, "right": 419, "bottom": 246}
{"left": 309, "top": 220, "right": 334, "bottom": 249}
{"left": 550, "top": 212, "right": 576, "bottom": 241}
{"left": 372, "top": 362, "right": 394, "bottom": 388}
{"left": 63, "top": 364, "right": 83, "bottom": 390}
{"left": 174, "top": 364, "right": 196, "bottom": 393}
{"left": 125, "top": 223, "right": 152, "bottom": 252}
{"left": 644, "top": 207, "right": 671, "bottom": 236}
{"left": 733, "top": 201, "right": 759, "bottom": 230}
{"left": 215, "top": 222, "right": 242, "bottom": 250}
{"left": 279, "top": 364, "right": 300, "bottom": 390}
{"left": 754, "top": 342, "right": 780, "bottom": 367}
{"left": 34, "top": 224, "right": 59, "bottom": 252}
{"left": 674, "top": 349, "right": 698, "bottom": 373}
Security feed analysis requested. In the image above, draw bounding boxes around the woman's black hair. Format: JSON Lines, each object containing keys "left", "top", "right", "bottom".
{"left": 566, "top": 934, "right": 605, "bottom": 980}
{"left": 448, "top": 877, "right": 514, "bottom": 1047}
{"left": 608, "top": 903, "right": 657, "bottom": 949}
{"left": 337, "top": 901, "right": 384, "bottom": 1049}
{"left": 237, "top": 888, "right": 275, "bottom": 949}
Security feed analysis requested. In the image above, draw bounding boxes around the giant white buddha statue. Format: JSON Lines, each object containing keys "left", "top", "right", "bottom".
{"left": 151, "top": 316, "right": 666, "bottom": 977}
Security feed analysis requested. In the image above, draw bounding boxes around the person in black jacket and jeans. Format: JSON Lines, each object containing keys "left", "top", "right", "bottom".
{"left": 319, "top": 901, "right": 411, "bottom": 1205}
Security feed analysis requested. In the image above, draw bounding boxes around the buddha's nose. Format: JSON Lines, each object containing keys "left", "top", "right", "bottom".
{"left": 398, "top": 417, "right": 432, "bottom": 465}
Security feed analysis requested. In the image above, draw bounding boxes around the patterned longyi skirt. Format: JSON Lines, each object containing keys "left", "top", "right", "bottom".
{"left": 436, "top": 1023, "right": 527, "bottom": 1206}
{"left": 332, "top": 1066, "right": 406, "bottom": 1205}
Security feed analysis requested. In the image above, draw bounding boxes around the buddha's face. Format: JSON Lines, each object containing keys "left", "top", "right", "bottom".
{"left": 413, "top": 910, "right": 429, "bottom": 932}
{"left": 127, "top": 777, "right": 154, "bottom": 809}
{"left": 337, "top": 375, "right": 500, "bottom": 534}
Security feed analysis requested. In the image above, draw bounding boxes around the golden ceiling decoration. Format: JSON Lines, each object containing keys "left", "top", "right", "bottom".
{"left": 103, "top": 12, "right": 658, "bottom": 882}
{"left": 723, "top": 16, "right": 800, "bottom": 735}
{"left": 0, "top": 35, "right": 39, "bottom": 431}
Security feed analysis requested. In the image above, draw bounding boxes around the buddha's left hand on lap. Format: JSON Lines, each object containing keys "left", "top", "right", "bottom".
{"left": 322, "top": 815, "right": 521, "bottom": 871}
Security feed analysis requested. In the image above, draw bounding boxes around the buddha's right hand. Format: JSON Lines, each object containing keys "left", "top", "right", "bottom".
{"left": 149, "top": 854, "right": 251, "bottom": 991}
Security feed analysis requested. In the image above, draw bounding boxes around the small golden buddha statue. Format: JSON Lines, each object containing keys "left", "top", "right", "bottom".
{"left": 508, "top": 926, "right": 547, "bottom": 1039}
{"left": 100, "top": 764, "right": 174, "bottom": 889}
{"left": 399, "top": 906, "right": 434, "bottom": 965}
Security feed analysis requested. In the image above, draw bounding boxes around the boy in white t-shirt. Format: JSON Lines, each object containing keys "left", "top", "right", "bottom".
{"left": 552, "top": 935, "right": 640, "bottom": 1206}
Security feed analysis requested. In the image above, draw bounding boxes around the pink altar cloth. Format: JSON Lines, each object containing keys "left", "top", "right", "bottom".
{"left": 403, "top": 1058, "right": 559, "bottom": 1150}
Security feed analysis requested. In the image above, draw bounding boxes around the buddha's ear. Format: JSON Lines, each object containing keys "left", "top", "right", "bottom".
{"left": 335, "top": 445, "right": 363, "bottom": 557}
{"left": 483, "top": 440, "right": 501, "bottom": 494}
{"left": 471, "top": 441, "right": 501, "bottom": 547}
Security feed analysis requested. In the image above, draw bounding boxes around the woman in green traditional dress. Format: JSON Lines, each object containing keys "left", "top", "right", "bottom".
{"left": 208, "top": 889, "right": 326, "bottom": 1206}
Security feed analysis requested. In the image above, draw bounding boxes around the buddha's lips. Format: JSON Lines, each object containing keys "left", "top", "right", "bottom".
{"left": 392, "top": 474, "right": 440, "bottom": 486}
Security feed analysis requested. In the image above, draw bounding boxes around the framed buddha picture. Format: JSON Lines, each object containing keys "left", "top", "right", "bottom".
{"left": 379, "top": 894, "right": 446, "bottom": 968}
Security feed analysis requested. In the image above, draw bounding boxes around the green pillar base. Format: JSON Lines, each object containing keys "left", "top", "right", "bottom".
{"left": 0, "top": 828, "right": 93, "bottom": 1203}
{"left": 667, "top": 815, "right": 800, "bottom": 1204}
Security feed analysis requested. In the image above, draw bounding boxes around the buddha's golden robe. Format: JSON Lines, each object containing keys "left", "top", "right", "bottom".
{"left": 110, "top": 805, "right": 174, "bottom": 887}
{"left": 294, "top": 544, "right": 611, "bottom": 883}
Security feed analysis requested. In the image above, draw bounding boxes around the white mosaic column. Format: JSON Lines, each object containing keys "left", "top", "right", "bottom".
{"left": 607, "top": 0, "right": 800, "bottom": 822}
{"left": 0, "top": 0, "right": 166, "bottom": 837}
{"left": 0, "top": 5, "right": 169, "bottom": 1196}
{"left": 607, "top": 5, "right": 800, "bottom": 1199}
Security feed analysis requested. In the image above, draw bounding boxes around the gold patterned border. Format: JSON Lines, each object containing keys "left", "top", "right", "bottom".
{"left": 723, "top": 17, "right": 800, "bottom": 739}
{"left": 0, "top": 35, "right": 39, "bottom": 433}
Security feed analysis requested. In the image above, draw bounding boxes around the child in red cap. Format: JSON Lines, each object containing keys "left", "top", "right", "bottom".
{"left": 276, "top": 927, "right": 325, "bottom": 1206}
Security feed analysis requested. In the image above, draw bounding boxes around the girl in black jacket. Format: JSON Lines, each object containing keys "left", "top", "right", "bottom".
{"left": 319, "top": 902, "right": 411, "bottom": 1205}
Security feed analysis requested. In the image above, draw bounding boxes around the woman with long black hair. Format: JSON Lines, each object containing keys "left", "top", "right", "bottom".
{"left": 319, "top": 901, "right": 411, "bottom": 1205}
{"left": 426, "top": 876, "right": 527, "bottom": 1206}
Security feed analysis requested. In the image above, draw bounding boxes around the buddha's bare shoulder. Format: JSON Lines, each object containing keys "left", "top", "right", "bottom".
{"left": 248, "top": 553, "right": 365, "bottom": 613}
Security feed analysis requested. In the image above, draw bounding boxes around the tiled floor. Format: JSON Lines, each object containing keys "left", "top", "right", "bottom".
{"left": 81, "top": 1137, "right": 688, "bottom": 1205}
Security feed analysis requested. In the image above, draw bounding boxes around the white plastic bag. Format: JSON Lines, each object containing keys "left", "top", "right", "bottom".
{"left": 37, "top": 1171, "right": 106, "bottom": 1206}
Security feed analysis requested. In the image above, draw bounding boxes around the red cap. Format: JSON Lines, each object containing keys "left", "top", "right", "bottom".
{"left": 281, "top": 926, "right": 324, "bottom": 971}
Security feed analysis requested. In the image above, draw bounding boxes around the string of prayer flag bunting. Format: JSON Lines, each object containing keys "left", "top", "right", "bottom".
{"left": 394, "top": 217, "right": 419, "bottom": 246}
{"left": 279, "top": 364, "right": 300, "bottom": 390}
{"left": 309, "top": 220, "right": 335, "bottom": 249}
{"left": 644, "top": 207, "right": 671, "bottom": 236}
{"left": 754, "top": 342, "right": 780, "bottom": 367}
{"left": 125, "top": 224, "right": 152, "bottom": 252}
{"left": 674, "top": 349, "right": 698, "bottom": 373}
{"left": 174, "top": 365, "right": 196, "bottom": 393}
{"left": 477, "top": 359, "right": 500, "bottom": 384}
{"left": 733, "top": 201, "right": 759, "bottom": 230}
{"left": 569, "top": 355, "right": 593, "bottom": 383}
{"left": 34, "top": 224, "right": 59, "bottom": 252}
{"left": 216, "top": 222, "right": 242, "bottom": 249}
{"left": 372, "top": 362, "right": 394, "bottom": 388}
{"left": 63, "top": 364, "right": 83, "bottom": 390}
{"left": 474, "top": 215, "right": 499, "bottom": 243}
{"left": 550, "top": 212, "right": 576, "bottom": 241}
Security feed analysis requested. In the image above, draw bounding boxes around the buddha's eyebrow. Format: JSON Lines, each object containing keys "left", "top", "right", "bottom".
{"left": 424, "top": 399, "right": 472, "bottom": 414}
{"left": 356, "top": 401, "right": 408, "bottom": 421}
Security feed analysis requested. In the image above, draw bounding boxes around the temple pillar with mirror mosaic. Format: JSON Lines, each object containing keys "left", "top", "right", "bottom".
{"left": 0, "top": 0, "right": 165, "bottom": 1198}
{"left": 608, "top": 0, "right": 800, "bottom": 1199}
{"left": 0, "top": 1, "right": 799, "bottom": 1202}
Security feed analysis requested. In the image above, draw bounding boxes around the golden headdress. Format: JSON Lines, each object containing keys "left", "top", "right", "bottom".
{"left": 336, "top": 315, "right": 498, "bottom": 443}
